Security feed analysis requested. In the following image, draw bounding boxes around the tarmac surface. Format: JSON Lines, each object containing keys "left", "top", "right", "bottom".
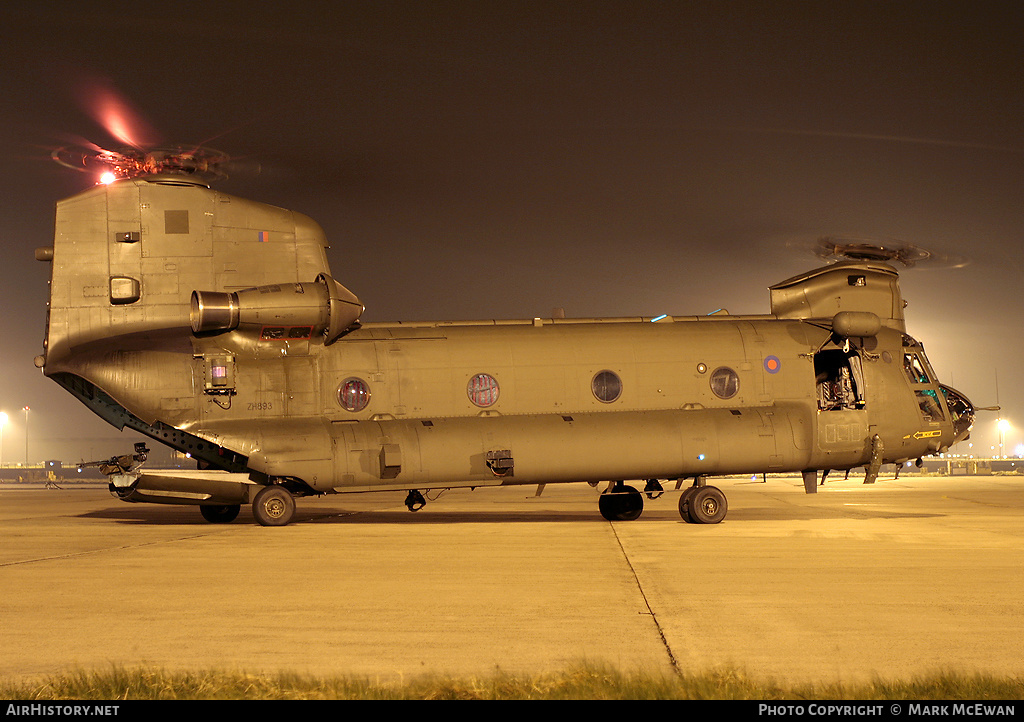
{"left": 1, "top": 473, "right": 1023, "bottom": 685}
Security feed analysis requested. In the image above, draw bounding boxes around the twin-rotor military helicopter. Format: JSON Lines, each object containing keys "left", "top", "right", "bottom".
{"left": 38, "top": 140, "right": 976, "bottom": 526}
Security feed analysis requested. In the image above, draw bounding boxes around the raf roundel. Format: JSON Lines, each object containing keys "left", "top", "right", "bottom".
{"left": 764, "top": 355, "right": 781, "bottom": 374}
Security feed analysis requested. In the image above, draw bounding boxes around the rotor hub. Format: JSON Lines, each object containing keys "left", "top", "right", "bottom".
{"left": 52, "top": 144, "right": 231, "bottom": 183}
{"left": 815, "top": 237, "right": 934, "bottom": 267}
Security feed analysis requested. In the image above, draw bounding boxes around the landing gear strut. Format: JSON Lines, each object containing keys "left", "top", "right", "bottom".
{"left": 643, "top": 478, "right": 664, "bottom": 499}
{"left": 405, "top": 489, "right": 426, "bottom": 512}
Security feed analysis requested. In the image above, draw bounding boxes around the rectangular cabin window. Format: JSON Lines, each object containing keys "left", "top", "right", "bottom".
{"left": 203, "top": 355, "right": 235, "bottom": 394}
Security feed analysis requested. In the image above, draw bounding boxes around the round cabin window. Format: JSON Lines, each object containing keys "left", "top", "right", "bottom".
{"left": 592, "top": 370, "right": 622, "bottom": 403}
{"left": 338, "top": 377, "right": 370, "bottom": 412}
{"left": 709, "top": 367, "right": 739, "bottom": 399}
{"left": 468, "top": 373, "right": 500, "bottom": 407}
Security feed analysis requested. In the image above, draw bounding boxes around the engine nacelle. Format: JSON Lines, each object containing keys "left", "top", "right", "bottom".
{"left": 191, "top": 273, "right": 362, "bottom": 343}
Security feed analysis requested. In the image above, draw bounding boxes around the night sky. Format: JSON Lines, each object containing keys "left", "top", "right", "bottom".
{"left": 1, "top": 2, "right": 1021, "bottom": 464}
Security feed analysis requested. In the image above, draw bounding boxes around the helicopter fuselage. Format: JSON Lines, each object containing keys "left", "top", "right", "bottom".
{"left": 36, "top": 176, "right": 974, "bottom": 524}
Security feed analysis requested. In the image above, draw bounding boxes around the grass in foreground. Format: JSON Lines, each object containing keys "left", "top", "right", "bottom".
{"left": 3, "top": 663, "right": 1024, "bottom": 700}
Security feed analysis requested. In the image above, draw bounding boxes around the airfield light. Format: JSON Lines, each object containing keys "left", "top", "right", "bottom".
{"left": 23, "top": 406, "right": 29, "bottom": 467}
{"left": 99, "top": 171, "right": 117, "bottom": 185}
{"left": 0, "top": 411, "right": 7, "bottom": 468}
{"left": 998, "top": 418, "right": 1011, "bottom": 458}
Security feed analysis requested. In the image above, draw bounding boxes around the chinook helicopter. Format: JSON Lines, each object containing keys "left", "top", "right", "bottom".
{"left": 36, "top": 143, "right": 976, "bottom": 526}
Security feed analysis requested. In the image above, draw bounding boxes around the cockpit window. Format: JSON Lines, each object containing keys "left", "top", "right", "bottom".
{"left": 903, "top": 354, "right": 930, "bottom": 384}
{"left": 902, "top": 348, "right": 949, "bottom": 422}
{"left": 916, "top": 390, "right": 945, "bottom": 421}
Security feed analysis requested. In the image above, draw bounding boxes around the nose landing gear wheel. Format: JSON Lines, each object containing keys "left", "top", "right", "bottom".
{"left": 253, "top": 486, "right": 296, "bottom": 527}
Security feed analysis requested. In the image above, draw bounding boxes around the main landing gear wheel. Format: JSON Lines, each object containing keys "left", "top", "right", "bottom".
{"left": 677, "top": 487, "right": 698, "bottom": 521}
{"left": 599, "top": 482, "right": 644, "bottom": 521}
{"left": 678, "top": 485, "right": 727, "bottom": 524}
{"left": 253, "top": 486, "right": 296, "bottom": 527}
{"left": 200, "top": 504, "right": 240, "bottom": 523}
